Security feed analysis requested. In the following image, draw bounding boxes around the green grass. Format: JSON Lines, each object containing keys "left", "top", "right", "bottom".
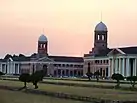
{"left": 43, "top": 79, "right": 134, "bottom": 88}
{"left": 0, "top": 80, "right": 137, "bottom": 101}
{"left": 0, "top": 89, "right": 89, "bottom": 103}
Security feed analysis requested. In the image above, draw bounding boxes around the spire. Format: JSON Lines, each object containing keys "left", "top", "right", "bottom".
{"left": 42, "top": 28, "right": 45, "bottom": 34}
{"left": 100, "top": 11, "right": 102, "bottom": 22}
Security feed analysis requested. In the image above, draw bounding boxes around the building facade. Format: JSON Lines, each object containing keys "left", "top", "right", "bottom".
{"left": 84, "top": 21, "right": 137, "bottom": 78}
{"left": 1, "top": 21, "right": 137, "bottom": 78}
{"left": 0, "top": 34, "right": 83, "bottom": 77}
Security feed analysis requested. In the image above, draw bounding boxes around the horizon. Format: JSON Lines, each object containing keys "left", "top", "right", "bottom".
{"left": 1, "top": 0, "right": 137, "bottom": 58}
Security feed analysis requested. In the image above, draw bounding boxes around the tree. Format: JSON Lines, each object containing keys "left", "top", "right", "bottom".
{"left": 127, "top": 76, "right": 137, "bottom": 88}
{"left": 19, "top": 73, "right": 31, "bottom": 88}
{"left": 94, "top": 70, "right": 101, "bottom": 82}
{"left": 111, "top": 73, "right": 124, "bottom": 88}
{"left": 86, "top": 72, "right": 93, "bottom": 81}
{"left": 0, "top": 71, "right": 4, "bottom": 76}
{"left": 0, "top": 71, "right": 4, "bottom": 79}
{"left": 30, "top": 70, "right": 45, "bottom": 89}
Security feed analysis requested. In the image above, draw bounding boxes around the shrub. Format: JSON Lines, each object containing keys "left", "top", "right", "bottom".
{"left": 86, "top": 72, "right": 93, "bottom": 81}
{"left": 19, "top": 73, "right": 31, "bottom": 88}
{"left": 94, "top": 70, "right": 101, "bottom": 82}
{"left": 0, "top": 71, "right": 4, "bottom": 76}
{"left": 127, "top": 76, "right": 137, "bottom": 88}
{"left": 31, "top": 70, "right": 45, "bottom": 89}
{"left": 111, "top": 73, "right": 124, "bottom": 88}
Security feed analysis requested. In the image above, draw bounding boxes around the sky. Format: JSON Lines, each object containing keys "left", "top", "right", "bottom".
{"left": 0, "top": 0, "right": 137, "bottom": 58}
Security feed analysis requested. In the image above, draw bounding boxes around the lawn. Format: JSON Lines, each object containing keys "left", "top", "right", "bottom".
{"left": 0, "top": 80, "right": 137, "bottom": 101}
{"left": 0, "top": 89, "right": 89, "bottom": 103}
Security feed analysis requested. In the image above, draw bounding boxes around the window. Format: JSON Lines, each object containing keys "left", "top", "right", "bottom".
{"left": 98, "top": 35, "right": 100, "bottom": 40}
{"left": 62, "top": 64, "right": 65, "bottom": 67}
{"left": 102, "top": 35, "right": 104, "bottom": 40}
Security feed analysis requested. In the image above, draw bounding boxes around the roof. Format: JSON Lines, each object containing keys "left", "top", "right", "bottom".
{"left": 0, "top": 54, "right": 84, "bottom": 63}
{"left": 48, "top": 56, "right": 83, "bottom": 63}
{"left": 118, "top": 46, "right": 137, "bottom": 54}
{"left": 95, "top": 21, "right": 107, "bottom": 31}
{"left": 0, "top": 54, "right": 31, "bottom": 62}
{"left": 38, "top": 34, "right": 48, "bottom": 42}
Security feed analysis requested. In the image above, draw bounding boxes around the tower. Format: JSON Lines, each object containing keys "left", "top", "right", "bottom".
{"left": 92, "top": 21, "right": 108, "bottom": 55}
{"left": 38, "top": 34, "right": 48, "bottom": 57}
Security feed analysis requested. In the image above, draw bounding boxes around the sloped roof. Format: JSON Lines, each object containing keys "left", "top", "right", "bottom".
{"left": 118, "top": 46, "right": 137, "bottom": 54}
{"left": 48, "top": 56, "right": 83, "bottom": 63}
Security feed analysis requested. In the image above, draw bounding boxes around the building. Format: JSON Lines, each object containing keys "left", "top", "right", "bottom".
{"left": 0, "top": 34, "right": 83, "bottom": 77}
{"left": 84, "top": 21, "right": 137, "bottom": 78}
{"left": 1, "top": 21, "right": 137, "bottom": 78}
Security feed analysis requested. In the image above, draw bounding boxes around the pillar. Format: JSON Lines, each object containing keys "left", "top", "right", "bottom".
{"left": 122, "top": 58, "right": 125, "bottom": 76}
{"left": 0, "top": 64, "right": 2, "bottom": 72}
{"left": 13, "top": 63, "right": 15, "bottom": 74}
{"left": 119, "top": 58, "right": 121, "bottom": 74}
{"left": 135, "top": 58, "right": 137, "bottom": 76}
{"left": 108, "top": 59, "right": 112, "bottom": 77}
{"left": 114, "top": 58, "right": 117, "bottom": 73}
{"left": 18, "top": 64, "right": 20, "bottom": 74}
{"left": 126, "top": 58, "right": 130, "bottom": 77}
{"left": 133, "top": 59, "right": 136, "bottom": 76}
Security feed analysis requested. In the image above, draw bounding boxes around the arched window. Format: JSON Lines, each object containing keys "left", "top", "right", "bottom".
{"left": 102, "top": 35, "right": 104, "bottom": 40}
{"left": 98, "top": 35, "right": 100, "bottom": 40}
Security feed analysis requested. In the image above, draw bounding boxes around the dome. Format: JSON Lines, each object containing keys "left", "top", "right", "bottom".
{"left": 38, "top": 34, "right": 48, "bottom": 42}
{"left": 95, "top": 21, "right": 107, "bottom": 31}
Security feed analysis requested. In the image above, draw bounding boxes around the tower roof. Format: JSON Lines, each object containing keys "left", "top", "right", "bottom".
{"left": 95, "top": 21, "right": 107, "bottom": 31}
{"left": 38, "top": 34, "right": 47, "bottom": 42}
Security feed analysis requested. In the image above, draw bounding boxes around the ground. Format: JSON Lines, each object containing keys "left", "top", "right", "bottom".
{"left": 0, "top": 79, "right": 137, "bottom": 101}
{"left": 0, "top": 89, "right": 89, "bottom": 103}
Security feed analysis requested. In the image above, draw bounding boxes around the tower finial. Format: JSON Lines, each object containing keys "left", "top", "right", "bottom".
{"left": 42, "top": 28, "right": 45, "bottom": 34}
{"left": 101, "top": 11, "right": 102, "bottom": 22}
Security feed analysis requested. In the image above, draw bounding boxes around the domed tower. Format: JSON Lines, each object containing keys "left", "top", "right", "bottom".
{"left": 93, "top": 21, "right": 108, "bottom": 55}
{"left": 38, "top": 34, "right": 48, "bottom": 57}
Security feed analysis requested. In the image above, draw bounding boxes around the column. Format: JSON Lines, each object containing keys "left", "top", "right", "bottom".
{"left": 0, "top": 64, "right": 2, "bottom": 72}
{"left": 135, "top": 58, "right": 137, "bottom": 76}
{"left": 18, "top": 64, "right": 20, "bottom": 74}
{"left": 126, "top": 58, "right": 130, "bottom": 77}
{"left": 122, "top": 58, "right": 125, "bottom": 76}
{"left": 114, "top": 58, "right": 117, "bottom": 73}
{"left": 108, "top": 59, "right": 111, "bottom": 77}
{"left": 133, "top": 59, "right": 136, "bottom": 76}
{"left": 13, "top": 63, "right": 15, "bottom": 74}
{"left": 119, "top": 58, "right": 121, "bottom": 74}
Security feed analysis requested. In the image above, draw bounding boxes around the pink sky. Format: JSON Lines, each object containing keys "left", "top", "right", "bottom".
{"left": 0, "top": 0, "right": 137, "bottom": 58}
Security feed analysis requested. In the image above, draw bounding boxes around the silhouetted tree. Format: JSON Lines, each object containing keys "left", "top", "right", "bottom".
{"left": 127, "top": 76, "right": 137, "bottom": 88}
{"left": 19, "top": 73, "right": 31, "bottom": 88}
{"left": 111, "top": 73, "right": 124, "bottom": 88}
{"left": 0, "top": 71, "right": 4, "bottom": 79}
{"left": 4, "top": 54, "right": 12, "bottom": 60}
{"left": 94, "top": 70, "right": 101, "bottom": 82}
{"left": 31, "top": 70, "right": 45, "bottom": 89}
{"left": 86, "top": 72, "right": 93, "bottom": 81}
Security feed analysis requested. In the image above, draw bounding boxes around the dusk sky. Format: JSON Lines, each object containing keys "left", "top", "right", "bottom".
{"left": 0, "top": 0, "right": 137, "bottom": 58}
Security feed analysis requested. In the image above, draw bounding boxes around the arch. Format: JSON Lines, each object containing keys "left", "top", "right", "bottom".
{"left": 70, "top": 71, "right": 73, "bottom": 76}
{"left": 66, "top": 70, "right": 69, "bottom": 76}
{"left": 78, "top": 71, "right": 81, "bottom": 76}
{"left": 54, "top": 70, "right": 57, "bottom": 76}
{"left": 62, "top": 70, "right": 65, "bottom": 76}
{"left": 74, "top": 70, "right": 77, "bottom": 76}
{"left": 43, "top": 64, "right": 48, "bottom": 76}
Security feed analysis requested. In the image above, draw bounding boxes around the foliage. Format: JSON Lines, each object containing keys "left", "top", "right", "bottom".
{"left": 30, "top": 70, "right": 45, "bottom": 89}
{"left": 0, "top": 71, "right": 4, "bottom": 76}
{"left": 111, "top": 73, "right": 124, "bottom": 88}
{"left": 86, "top": 72, "right": 93, "bottom": 81}
{"left": 19, "top": 73, "right": 31, "bottom": 88}
{"left": 94, "top": 70, "right": 101, "bottom": 82}
{"left": 127, "top": 76, "right": 137, "bottom": 88}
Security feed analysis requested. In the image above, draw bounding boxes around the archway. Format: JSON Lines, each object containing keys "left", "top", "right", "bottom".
{"left": 43, "top": 65, "right": 48, "bottom": 76}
